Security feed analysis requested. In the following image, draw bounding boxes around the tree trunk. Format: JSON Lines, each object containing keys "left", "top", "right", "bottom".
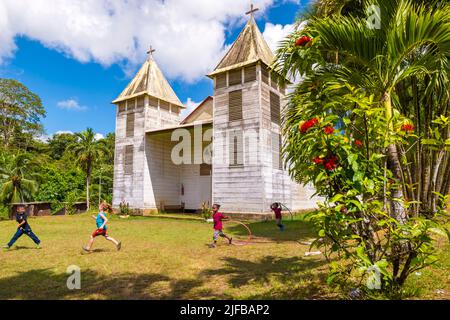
{"left": 383, "top": 92, "right": 407, "bottom": 223}
{"left": 86, "top": 174, "right": 90, "bottom": 211}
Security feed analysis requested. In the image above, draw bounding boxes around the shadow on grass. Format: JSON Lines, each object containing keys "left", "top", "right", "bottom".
{"left": 200, "top": 255, "right": 333, "bottom": 299}
{"left": 0, "top": 268, "right": 230, "bottom": 300}
{"left": 224, "top": 218, "right": 317, "bottom": 243}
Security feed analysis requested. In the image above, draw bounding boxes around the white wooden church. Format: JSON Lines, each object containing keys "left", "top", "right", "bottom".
{"left": 112, "top": 8, "right": 317, "bottom": 217}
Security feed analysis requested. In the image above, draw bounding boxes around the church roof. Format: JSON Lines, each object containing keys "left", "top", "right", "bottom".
{"left": 208, "top": 16, "right": 274, "bottom": 77}
{"left": 181, "top": 96, "right": 213, "bottom": 125}
{"left": 112, "top": 55, "right": 184, "bottom": 108}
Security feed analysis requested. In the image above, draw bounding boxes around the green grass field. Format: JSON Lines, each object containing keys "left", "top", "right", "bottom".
{"left": 0, "top": 213, "right": 448, "bottom": 300}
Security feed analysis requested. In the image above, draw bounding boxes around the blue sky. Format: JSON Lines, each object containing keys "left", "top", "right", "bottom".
{"left": 0, "top": 0, "right": 311, "bottom": 138}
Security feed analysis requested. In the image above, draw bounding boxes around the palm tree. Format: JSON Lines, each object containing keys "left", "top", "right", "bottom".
{"left": 0, "top": 153, "right": 39, "bottom": 204}
{"left": 68, "top": 128, "right": 108, "bottom": 210}
{"left": 276, "top": 0, "right": 450, "bottom": 221}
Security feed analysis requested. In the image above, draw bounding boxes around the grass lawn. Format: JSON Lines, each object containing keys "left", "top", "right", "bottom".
{"left": 0, "top": 213, "right": 448, "bottom": 300}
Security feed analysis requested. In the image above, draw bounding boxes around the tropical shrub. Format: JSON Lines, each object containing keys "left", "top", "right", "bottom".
{"left": 275, "top": 0, "right": 450, "bottom": 297}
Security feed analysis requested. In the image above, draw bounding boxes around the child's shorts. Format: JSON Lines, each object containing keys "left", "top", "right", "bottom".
{"left": 92, "top": 228, "right": 108, "bottom": 238}
{"left": 213, "top": 230, "right": 225, "bottom": 241}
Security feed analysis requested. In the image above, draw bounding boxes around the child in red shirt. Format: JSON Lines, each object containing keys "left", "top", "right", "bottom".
{"left": 209, "top": 204, "right": 233, "bottom": 248}
{"left": 271, "top": 202, "right": 285, "bottom": 231}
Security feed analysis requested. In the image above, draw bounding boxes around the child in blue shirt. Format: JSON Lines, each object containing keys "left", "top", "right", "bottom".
{"left": 83, "top": 202, "right": 121, "bottom": 252}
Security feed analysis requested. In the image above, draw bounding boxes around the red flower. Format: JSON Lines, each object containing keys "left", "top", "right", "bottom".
{"left": 401, "top": 123, "right": 415, "bottom": 133}
{"left": 324, "top": 126, "right": 334, "bottom": 135}
{"left": 323, "top": 155, "right": 338, "bottom": 171}
{"left": 300, "top": 117, "right": 319, "bottom": 134}
{"left": 313, "top": 156, "right": 324, "bottom": 165}
{"left": 354, "top": 140, "right": 363, "bottom": 148}
{"left": 295, "top": 36, "right": 312, "bottom": 47}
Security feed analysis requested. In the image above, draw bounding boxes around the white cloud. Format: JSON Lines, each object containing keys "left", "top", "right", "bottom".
{"left": 181, "top": 98, "right": 201, "bottom": 119}
{"left": 36, "top": 134, "right": 51, "bottom": 143}
{"left": 57, "top": 99, "right": 88, "bottom": 111}
{"left": 94, "top": 133, "right": 105, "bottom": 141}
{"left": 55, "top": 130, "right": 74, "bottom": 135}
{"left": 262, "top": 22, "right": 295, "bottom": 53}
{"left": 0, "top": 0, "right": 279, "bottom": 83}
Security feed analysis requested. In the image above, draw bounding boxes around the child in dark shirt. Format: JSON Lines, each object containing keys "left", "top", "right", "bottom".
{"left": 3, "top": 204, "right": 41, "bottom": 249}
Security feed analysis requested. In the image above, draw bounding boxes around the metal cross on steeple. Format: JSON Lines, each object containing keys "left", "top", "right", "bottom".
{"left": 245, "top": 3, "right": 259, "bottom": 18}
{"left": 147, "top": 46, "right": 156, "bottom": 59}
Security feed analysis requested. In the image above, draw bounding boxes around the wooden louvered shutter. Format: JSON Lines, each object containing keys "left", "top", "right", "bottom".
{"left": 229, "top": 69, "right": 242, "bottom": 86}
{"left": 160, "top": 100, "right": 170, "bottom": 111}
{"left": 149, "top": 97, "right": 158, "bottom": 109}
{"left": 126, "top": 112, "right": 135, "bottom": 137}
{"left": 272, "top": 133, "right": 282, "bottom": 170}
{"left": 124, "top": 145, "right": 134, "bottom": 175}
{"left": 229, "top": 90, "right": 242, "bottom": 122}
{"left": 136, "top": 96, "right": 145, "bottom": 111}
{"left": 215, "top": 73, "right": 227, "bottom": 89}
{"left": 118, "top": 102, "right": 126, "bottom": 114}
{"left": 172, "top": 105, "right": 180, "bottom": 115}
{"left": 270, "top": 92, "right": 281, "bottom": 125}
{"left": 127, "top": 99, "right": 135, "bottom": 111}
{"left": 244, "top": 65, "right": 257, "bottom": 83}
{"left": 261, "top": 66, "right": 269, "bottom": 85}
{"left": 271, "top": 72, "right": 279, "bottom": 90}
{"left": 229, "top": 132, "right": 243, "bottom": 166}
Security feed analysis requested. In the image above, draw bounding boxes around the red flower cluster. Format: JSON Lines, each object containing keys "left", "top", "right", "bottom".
{"left": 313, "top": 155, "right": 338, "bottom": 171}
{"left": 354, "top": 139, "right": 363, "bottom": 148}
{"left": 295, "top": 36, "right": 312, "bottom": 47}
{"left": 401, "top": 123, "right": 415, "bottom": 133}
{"left": 323, "top": 126, "right": 334, "bottom": 135}
{"left": 313, "top": 156, "right": 323, "bottom": 165}
{"left": 324, "top": 155, "right": 338, "bottom": 171}
{"left": 300, "top": 118, "right": 319, "bottom": 134}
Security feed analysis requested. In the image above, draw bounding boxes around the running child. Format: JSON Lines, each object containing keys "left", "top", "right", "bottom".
{"left": 271, "top": 202, "right": 285, "bottom": 231}
{"left": 3, "top": 204, "right": 41, "bottom": 250}
{"left": 83, "top": 202, "right": 121, "bottom": 252}
{"left": 209, "top": 204, "right": 232, "bottom": 248}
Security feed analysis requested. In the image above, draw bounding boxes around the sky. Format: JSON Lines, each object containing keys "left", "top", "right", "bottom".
{"left": 0, "top": 0, "right": 312, "bottom": 139}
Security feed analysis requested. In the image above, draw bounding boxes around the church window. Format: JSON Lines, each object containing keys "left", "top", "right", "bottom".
{"left": 229, "top": 131, "right": 243, "bottom": 167}
{"left": 126, "top": 112, "right": 135, "bottom": 138}
{"left": 271, "top": 72, "right": 279, "bottom": 90}
{"left": 229, "top": 69, "right": 242, "bottom": 86}
{"left": 118, "top": 102, "right": 126, "bottom": 114}
{"left": 136, "top": 96, "right": 145, "bottom": 111}
{"left": 160, "top": 100, "right": 170, "bottom": 111}
{"left": 124, "top": 145, "right": 134, "bottom": 175}
{"left": 270, "top": 91, "right": 281, "bottom": 125}
{"left": 215, "top": 73, "right": 227, "bottom": 89}
{"left": 127, "top": 99, "right": 136, "bottom": 111}
{"left": 272, "top": 133, "right": 282, "bottom": 170}
{"left": 244, "top": 65, "right": 257, "bottom": 83}
{"left": 149, "top": 97, "right": 158, "bottom": 108}
{"left": 261, "top": 66, "right": 269, "bottom": 85}
{"left": 229, "top": 90, "right": 243, "bottom": 122}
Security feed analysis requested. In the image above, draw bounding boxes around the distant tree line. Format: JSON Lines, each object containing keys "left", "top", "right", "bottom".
{"left": 0, "top": 78, "right": 115, "bottom": 219}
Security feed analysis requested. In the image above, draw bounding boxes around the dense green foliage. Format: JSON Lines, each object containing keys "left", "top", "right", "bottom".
{"left": 275, "top": 0, "right": 450, "bottom": 297}
{"left": 0, "top": 79, "right": 114, "bottom": 219}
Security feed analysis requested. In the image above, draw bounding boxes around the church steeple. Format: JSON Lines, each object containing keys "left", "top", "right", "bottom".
{"left": 112, "top": 47, "right": 184, "bottom": 109}
{"left": 208, "top": 4, "right": 274, "bottom": 77}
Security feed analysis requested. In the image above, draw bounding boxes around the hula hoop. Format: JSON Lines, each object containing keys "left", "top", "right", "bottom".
{"left": 279, "top": 203, "right": 294, "bottom": 221}
{"left": 223, "top": 219, "right": 253, "bottom": 246}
